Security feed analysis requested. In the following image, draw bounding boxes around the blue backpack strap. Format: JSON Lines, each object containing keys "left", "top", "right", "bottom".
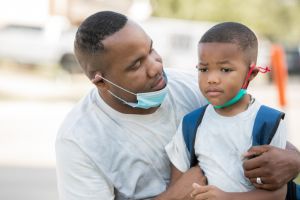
{"left": 252, "top": 105, "right": 285, "bottom": 146}
{"left": 251, "top": 105, "right": 300, "bottom": 200}
{"left": 286, "top": 180, "right": 300, "bottom": 200}
{"left": 182, "top": 104, "right": 208, "bottom": 167}
{"left": 297, "top": 184, "right": 300, "bottom": 200}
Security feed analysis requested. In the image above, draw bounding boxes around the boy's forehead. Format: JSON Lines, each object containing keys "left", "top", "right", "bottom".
{"left": 198, "top": 42, "right": 247, "bottom": 63}
{"left": 198, "top": 42, "right": 241, "bottom": 54}
{"left": 198, "top": 42, "right": 240, "bottom": 48}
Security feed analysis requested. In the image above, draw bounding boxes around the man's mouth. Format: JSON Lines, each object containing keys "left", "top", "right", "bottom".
{"left": 151, "top": 76, "right": 166, "bottom": 91}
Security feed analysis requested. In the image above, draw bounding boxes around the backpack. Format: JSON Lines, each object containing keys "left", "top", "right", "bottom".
{"left": 182, "top": 104, "right": 299, "bottom": 200}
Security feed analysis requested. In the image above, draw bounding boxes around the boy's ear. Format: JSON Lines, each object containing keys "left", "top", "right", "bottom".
{"left": 249, "top": 67, "right": 259, "bottom": 81}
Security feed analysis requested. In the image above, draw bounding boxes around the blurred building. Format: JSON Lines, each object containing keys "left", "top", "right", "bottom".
{"left": 0, "top": 0, "right": 152, "bottom": 26}
{"left": 0, "top": 0, "right": 272, "bottom": 72}
{"left": 54, "top": 0, "right": 133, "bottom": 25}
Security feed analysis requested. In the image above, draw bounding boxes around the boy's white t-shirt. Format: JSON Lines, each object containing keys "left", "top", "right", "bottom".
{"left": 165, "top": 100, "right": 287, "bottom": 192}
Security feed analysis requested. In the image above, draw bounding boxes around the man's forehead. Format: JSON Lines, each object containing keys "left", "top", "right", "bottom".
{"left": 102, "top": 21, "right": 147, "bottom": 47}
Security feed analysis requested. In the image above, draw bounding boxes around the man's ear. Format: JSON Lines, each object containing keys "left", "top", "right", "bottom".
{"left": 91, "top": 73, "right": 108, "bottom": 90}
{"left": 91, "top": 73, "right": 102, "bottom": 84}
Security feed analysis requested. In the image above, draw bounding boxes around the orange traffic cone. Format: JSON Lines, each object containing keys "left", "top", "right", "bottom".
{"left": 270, "top": 44, "right": 288, "bottom": 108}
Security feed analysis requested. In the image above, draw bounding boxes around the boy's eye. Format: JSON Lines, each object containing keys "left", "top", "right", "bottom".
{"left": 198, "top": 68, "right": 208, "bottom": 72}
{"left": 196, "top": 65, "right": 208, "bottom": 72}
{"left": 221, "top": 67, "right": 232, "bottom": 73}
{"left": 199, "top": 68, "right": 208, "bottom": 72}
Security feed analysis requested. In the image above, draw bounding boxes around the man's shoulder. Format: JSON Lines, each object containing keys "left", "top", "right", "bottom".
{"left": 165, "top": 67, "right": 196, "bottom": 81}
{"left": 56, "top": 88, "right": 99, "bottom": 140}
{"left": 163, "top": 68, "right": 207, "bottom": 119}
{"left": 164, "top": 68, "right": 198, "bottom": 92}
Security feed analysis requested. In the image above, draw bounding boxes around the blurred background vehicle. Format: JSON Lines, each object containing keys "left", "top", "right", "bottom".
{"left": 285, "top": 46, "right": 300, "bottom": 75}
{"left": 0, "top": 16, "right": 81, "bottom": 73}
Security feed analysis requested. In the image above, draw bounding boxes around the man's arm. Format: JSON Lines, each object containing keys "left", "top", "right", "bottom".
{"left": 243, "top": 142, "right": 300, "bottom": 190}
{"left": 154, "top": 164, "right": 206, "bottom": 200}
{"left": 286, "top": 142, "right": 300, "bottom": 170}
{"left": 56, "top": 138, "right": 114, "bottom": 200}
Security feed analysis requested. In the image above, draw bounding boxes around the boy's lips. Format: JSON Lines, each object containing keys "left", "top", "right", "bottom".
{"left": 205, "top": 88, "right": 223, "bottom": 97}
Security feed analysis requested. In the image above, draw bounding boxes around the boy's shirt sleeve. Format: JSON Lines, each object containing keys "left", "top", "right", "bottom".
{"left": 269, "top": 118, "right": 287, "bottom": 149}
{"left": 165, "top": 120, "right": 191, "bottom": 172}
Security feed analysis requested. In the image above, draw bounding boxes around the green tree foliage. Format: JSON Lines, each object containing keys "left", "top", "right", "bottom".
{"left": 151, "top": 0, "right": 300, "bottom": 45}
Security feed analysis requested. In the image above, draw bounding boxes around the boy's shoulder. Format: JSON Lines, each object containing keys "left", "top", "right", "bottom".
{"left": 252, "top": 104, "right": 285, "bottom": 145}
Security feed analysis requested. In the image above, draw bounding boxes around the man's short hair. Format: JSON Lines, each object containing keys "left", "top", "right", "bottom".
{"left": 199, "top": 22, "right": 258, "bottom": 64}
{"left": 75, "top": 11, "right": 128, "bottom": 54}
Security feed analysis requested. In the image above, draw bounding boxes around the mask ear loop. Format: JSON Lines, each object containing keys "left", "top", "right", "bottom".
{"left": 95, "top": 74, "right": 136, "bottom": 95}
{"left": 242, "top": 64, "right": 256, "bottom": 89}
{"left": 257, "top": 66, "right": 271, "bottom": 73}
{"left": 241, "top": 64, "right": 271, "bottom": 89}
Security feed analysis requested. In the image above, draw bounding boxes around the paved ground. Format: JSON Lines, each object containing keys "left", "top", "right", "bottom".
{"left": 0, "top": 67, "right": 299, "bottom": 200}
{"left": 0, "top": 166, "right": 57, "bottom": 200}
{"left": 0, "top": 68, "right": 91, "bottom": 200}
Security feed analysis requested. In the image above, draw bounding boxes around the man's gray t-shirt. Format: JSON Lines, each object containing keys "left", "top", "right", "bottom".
{"left": 56, "top": 68, "right": 206, "bottom": 200}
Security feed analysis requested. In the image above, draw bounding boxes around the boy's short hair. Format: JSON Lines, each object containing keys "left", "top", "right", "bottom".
{"left": 75, "top": 11, "right": 128, "bottom": 54}
{"left": 199, "top": 22, "right": 258, "bottom": 65}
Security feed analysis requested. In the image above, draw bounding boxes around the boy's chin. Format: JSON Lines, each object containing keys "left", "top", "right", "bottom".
{"left": 207, "top": 99, "right": 224, "bottom": 107}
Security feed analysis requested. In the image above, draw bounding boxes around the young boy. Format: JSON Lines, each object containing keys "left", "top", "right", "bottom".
{"left": 165, "top": 22, "right": 287, "bottom": 199}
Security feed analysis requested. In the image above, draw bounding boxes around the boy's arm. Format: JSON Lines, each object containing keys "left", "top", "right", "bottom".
{"left": 155, "top": 164, "right": 207, "bottom": 200}
{"left": 191, "top": 183, "right": 286, "bottom": 200}
{"left": 243, "top": 143, "right": 300, "bottom": 190}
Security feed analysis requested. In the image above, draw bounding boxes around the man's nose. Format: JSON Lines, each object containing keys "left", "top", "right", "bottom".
{"left": 146, "top": 51, "right": 163, "bottom": 77}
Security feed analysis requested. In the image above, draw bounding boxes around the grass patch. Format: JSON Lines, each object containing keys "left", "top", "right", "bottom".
{"left": 295, "top": 175, "right": 300, "bottom": 184}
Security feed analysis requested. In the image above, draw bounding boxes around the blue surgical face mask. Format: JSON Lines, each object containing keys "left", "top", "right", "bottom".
{"left": 98, "top": 74, "right": 168, "bottom": 109}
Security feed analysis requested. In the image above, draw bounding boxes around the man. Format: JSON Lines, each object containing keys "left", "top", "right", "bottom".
{"left": 56, "top": 11, "right": 300, "bottom": 200}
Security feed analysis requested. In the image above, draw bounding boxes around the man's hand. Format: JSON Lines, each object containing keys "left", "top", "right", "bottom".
{"left": 190, "top": 183, "right": 230, "bottom": 200}
{"left": 243, "top": 144, "right": 300, "bottom": 190}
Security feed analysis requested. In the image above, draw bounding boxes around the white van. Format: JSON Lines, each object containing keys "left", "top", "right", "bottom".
{"left": 0, "top": 16, "right": 81, "bottom": 73}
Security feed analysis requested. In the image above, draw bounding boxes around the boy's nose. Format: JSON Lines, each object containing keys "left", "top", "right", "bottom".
{"left": 207, "top": 73, "right": 220, "bottom": 84}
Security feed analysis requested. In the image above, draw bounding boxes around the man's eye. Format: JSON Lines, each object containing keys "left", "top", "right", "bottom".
{"left": 131, "top": 61, "right": 141, "bottom": 70}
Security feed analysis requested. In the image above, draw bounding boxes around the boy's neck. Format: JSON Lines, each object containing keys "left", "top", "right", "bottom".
{"left": 214, "top": 94, "right": 252, "bottom": 116}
